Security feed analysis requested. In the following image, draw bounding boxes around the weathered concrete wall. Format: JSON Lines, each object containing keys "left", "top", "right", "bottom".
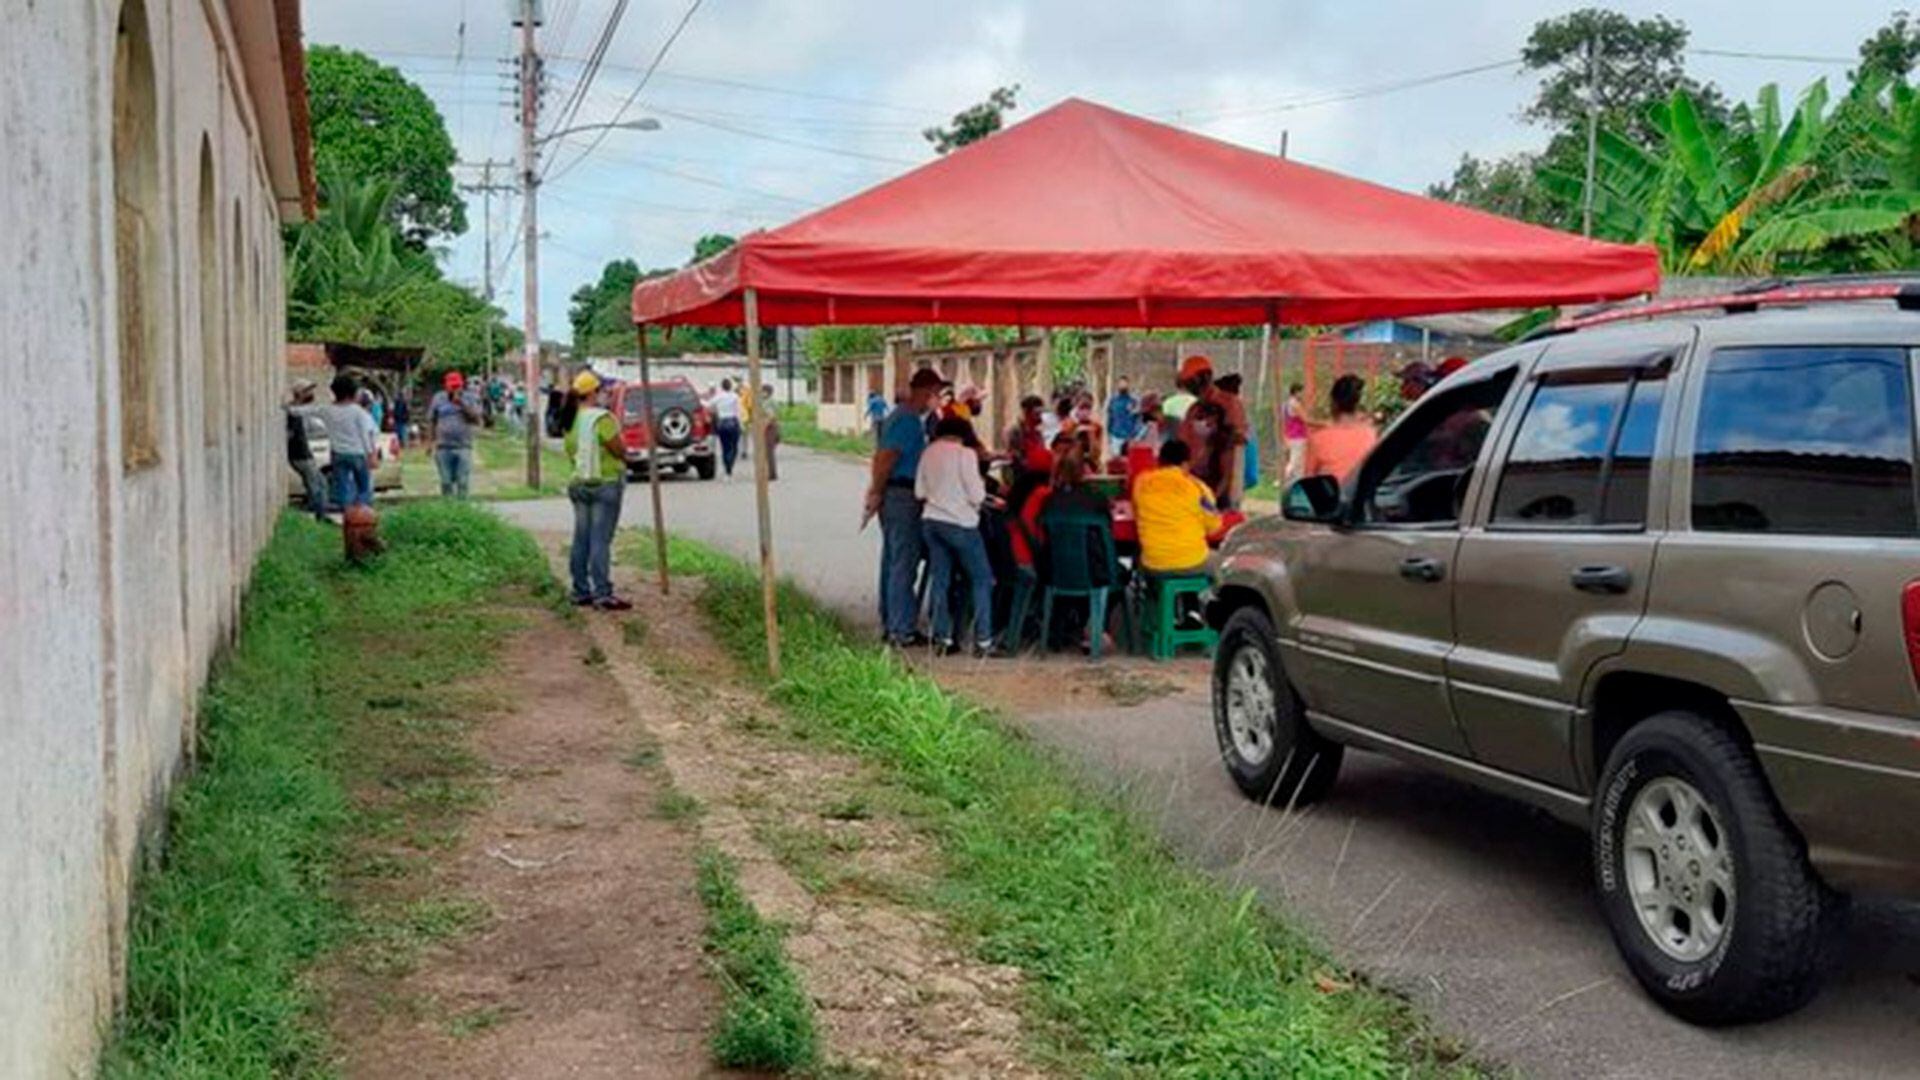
{"left": 0, "top": 2, "right": 297, "bottom": 1075}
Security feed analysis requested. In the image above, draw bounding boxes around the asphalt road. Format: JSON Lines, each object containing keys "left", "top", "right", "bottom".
{"left": 496, "top": 446, "right": 1920, "bottom": 1078}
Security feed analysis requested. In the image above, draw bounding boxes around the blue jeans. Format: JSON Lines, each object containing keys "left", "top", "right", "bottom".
{"left": 331, "top": 453, "right": 373, "bottom": 508}
{"left": 922, "top": 520, "right": 994, "bottom": 645}
{"left": 569, "top": 480, "right": 625, "bottom": 601}
{"left": 878, "top": 486, "right": 924, "bottom": 641}
{"left": 435, "top": 446, "right": 473, "bottom": 498}
{"left": 716, "top": 418, "right": 742, "bottom": 475}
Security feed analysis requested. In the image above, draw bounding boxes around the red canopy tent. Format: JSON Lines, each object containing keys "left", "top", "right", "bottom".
{"left": 632, "top": 98, "right": 1657, "bottom": 328}
{"left": 628, "top": 98, "right": 1660, "bottom": 673}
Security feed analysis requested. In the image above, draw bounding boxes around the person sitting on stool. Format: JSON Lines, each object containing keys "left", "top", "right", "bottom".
{"left": 1133, "top": 438, "right": 1223, "bottom": 577}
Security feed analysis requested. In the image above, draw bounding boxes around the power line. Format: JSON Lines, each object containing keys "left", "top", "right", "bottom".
{"left": 546, "top": 0, "right": 706, "bottom": 183}
{"left": 1165, "top": 57, "right": 1524, "bottom": 123}
{"left": 544, "top": 0, "right": 633, "bottom": 149}
{"left": 1689, "top": 47, "right": 1855, "bottom": 65}
{"left": 645, "top": 105, "right": 921, "bottom": 166}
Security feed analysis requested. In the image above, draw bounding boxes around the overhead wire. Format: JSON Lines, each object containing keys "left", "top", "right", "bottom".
{"left": 544, "top": 0, "right": 633, "bottom": 152}
{"left": 544, "top": 0, "right": 706, "bottom": 184}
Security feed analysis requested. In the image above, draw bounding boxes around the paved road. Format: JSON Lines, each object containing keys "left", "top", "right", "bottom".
{"left": 497, "top": 447, "right": 1920, "bottom": 1078}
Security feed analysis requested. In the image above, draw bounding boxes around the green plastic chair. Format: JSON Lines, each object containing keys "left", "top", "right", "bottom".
{"left": 1141, "top": 570, "right": 1217, "bottom": 660}
{"left": 1037, "top": 510, "right": 1132, "bottom": 660}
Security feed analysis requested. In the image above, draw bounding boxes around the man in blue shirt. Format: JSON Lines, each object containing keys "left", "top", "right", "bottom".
{"left": 1106, "top": 376, "right": 1138, "bottom": 459}
{"left": 865, "top": 388, "right": 888, "bottom": 444}
{"left": 865, "top": 368, "right": 947, "bottom": 646}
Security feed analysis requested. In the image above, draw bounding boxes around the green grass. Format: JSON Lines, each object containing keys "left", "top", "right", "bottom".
{"left": 696, "top": 850, "right": 820, "bottom": 1072}
{"left": 775, "top": 403, "right": 875, "bottom": 458}
{"left": 101, "top": 502, "right": 547, "bottom": 1078}
{"left": 648, "top": 536, "right": 1474, "bottom": 1078}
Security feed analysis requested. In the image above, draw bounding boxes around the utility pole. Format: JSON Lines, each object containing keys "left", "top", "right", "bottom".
{"left": 516, "top": 0, "right": 544, "bottom": 488}
{"left": 460, "top": 159, "right": 514, "bottom": 382}
{"left": 1582, "top": 33, "right": 1599, "bottom": 238}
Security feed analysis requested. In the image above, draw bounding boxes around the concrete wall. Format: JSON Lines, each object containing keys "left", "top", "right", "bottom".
{"left": 0, "top": 1, "right": 296, "bottom": 1075}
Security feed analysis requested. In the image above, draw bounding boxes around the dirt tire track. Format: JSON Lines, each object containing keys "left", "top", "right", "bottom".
{"left": 557, "top": 541, "right": 1048, "bottom": 1079}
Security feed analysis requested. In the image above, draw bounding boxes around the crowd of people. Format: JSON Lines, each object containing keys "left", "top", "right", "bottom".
{"left": 864, "top": 357, "right": 1248, "bottom": 655}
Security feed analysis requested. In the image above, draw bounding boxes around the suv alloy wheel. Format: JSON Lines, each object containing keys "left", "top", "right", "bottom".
{"left": 1211, "top": 607, "right": 1343, "bottom": 806}
{"left": 1593, "top": 711, "right": 1846, "bottom": 1024}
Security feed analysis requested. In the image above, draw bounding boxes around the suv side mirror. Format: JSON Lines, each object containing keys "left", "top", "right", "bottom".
{"left": 1283, "top": 475, "right": 1344, "bottom": 524}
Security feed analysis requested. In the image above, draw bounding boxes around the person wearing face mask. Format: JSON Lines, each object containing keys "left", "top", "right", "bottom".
{"left": 1173, "top": 355, "right": 1247, "bottom": 509}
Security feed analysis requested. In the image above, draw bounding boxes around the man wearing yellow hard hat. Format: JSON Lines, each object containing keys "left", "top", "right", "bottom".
{"left": 565, "top": 370, "right": 632, "bottom": 611}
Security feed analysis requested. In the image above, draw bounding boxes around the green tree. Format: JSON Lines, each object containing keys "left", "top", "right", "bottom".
{"left": 1856, "top": 10, "right": 1920, "bottom": 82}
{"left": 1426, "top": 152, "right": 1563, "bottom": 227}
{"left": 1541, "top": 78, "right": 1920, "bottom": 273}
{"left": 569, "top": 258, "right": 644, "bottom": 355}
{"left": 306, "top": 45, "right": 466, "bottom": 246}
{"left": 1521, "top": 8, "right": 1724, "bottom": 144}
{"left": 923, "top": 85, "right": 1019, "bottom": 154}
{"left": 692, "top": 233, "right": 738, "bottom": 262}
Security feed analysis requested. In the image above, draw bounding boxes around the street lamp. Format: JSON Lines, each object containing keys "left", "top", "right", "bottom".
{"left": 535, "top": 116, "right": 663, "bottom": 146}
{"left": 516, "top": 111, "right": 662, "bottom": 487}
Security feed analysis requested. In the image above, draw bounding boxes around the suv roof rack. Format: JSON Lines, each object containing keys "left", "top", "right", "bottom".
{"left": 1531, "top": 277, "right": 1920, "bottom": 338}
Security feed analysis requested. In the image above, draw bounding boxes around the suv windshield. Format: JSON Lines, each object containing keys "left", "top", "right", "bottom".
{"left": 623, "top": 384, "right": 699, "bottom": 419}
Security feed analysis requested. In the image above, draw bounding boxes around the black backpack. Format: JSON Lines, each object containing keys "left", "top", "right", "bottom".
{"left": 544, "top": 388, "right": 576, "bottom": 439}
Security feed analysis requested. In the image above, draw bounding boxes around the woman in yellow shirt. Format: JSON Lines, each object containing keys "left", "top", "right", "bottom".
{"left": 1132, "top": 439, "right": 1222, "bottom": 575}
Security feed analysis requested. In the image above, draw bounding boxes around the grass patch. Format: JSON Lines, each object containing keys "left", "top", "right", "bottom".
{"left": 654, "top": 535, "right": 1474, "bottom": 1077}
{"left": 101, "top": 502, "right": 547, "bottom": 1078}
{"left": 654, "top": 790, "right": 704, "bottom": 822}
{"left": 775, "top": 402, "right": 875, "bottom": 458}
{"left": 696, "top": 850, "right": 820, "bottom": 1072}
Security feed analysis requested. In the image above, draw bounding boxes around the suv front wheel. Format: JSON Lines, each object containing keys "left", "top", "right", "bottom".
{"left": 1593, "top": 710, "right": 1845, "bottom": 1024}
{"left": 1212, "top": 606, "right": 1342, "bottom": 806}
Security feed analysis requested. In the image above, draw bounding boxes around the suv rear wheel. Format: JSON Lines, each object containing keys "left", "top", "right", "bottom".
{"left": 1212, "top": 606, "right": 1342, "bottom": 806}
{"left": 1593, "top": 710, "right": 1844, "bottom": 1024}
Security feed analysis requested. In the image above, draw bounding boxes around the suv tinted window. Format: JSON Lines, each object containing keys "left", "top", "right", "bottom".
{"left": 623, "top": 383, "right": 700, "bottom": 417}
{"left": 1492, "top": 372, "right": 1667, "bottom": 527}
{"left": 1692, "top": 346, "right": 1916, "bottom": 537}
{"left": 1361, "top": 371, "right": 1514, "bottom": 526}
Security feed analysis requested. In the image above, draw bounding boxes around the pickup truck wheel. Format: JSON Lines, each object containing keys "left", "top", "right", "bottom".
{"left": 1593, "top": 710, "right": 1844, "bottom": 1025}
{"left": 1212, "top": 606, "right": 1342, "bottom": 806}
{"left": 692, "top": 456, "right": 717, "bottom": 481}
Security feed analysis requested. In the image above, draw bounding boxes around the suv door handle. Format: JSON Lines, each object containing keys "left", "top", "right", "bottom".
{"left": 1398, "top": 556, "right": 1446, "bottom": 583}
{"left": 1571, "top": 565, "right": 1632, "bottom": 594}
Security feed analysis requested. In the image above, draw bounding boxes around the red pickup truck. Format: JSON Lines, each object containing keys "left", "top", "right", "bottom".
{"left": 608, "top": 378, "right": 717, "bottom": 481}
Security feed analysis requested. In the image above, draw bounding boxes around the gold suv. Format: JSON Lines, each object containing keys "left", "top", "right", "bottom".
{"left": 1210, "top": 288, "right": 1920, "bottom": 1024}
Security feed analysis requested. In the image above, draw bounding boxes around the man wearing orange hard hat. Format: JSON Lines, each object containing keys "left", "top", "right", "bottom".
{"left": 1173, "top": 354, "right": 1248, "bottom": 509}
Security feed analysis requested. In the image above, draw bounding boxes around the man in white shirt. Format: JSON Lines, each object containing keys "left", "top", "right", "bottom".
{"left": 914, "top": 415, "right": 1001, "bottom": 657}
{"left": 709, "top": 378, "right": 743, "bottom": 479}
{"left": 319, "top": 373, "right": 381, "bottom": 508}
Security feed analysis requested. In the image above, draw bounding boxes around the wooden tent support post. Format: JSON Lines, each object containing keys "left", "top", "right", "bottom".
{"left": 744, "top": 288, "right": 782, "bottom": 678}
{"left": 636, "top": 326, "right": 670, "bottom": 596}
{"left": 1263, "top": 312, "right": 1284, "bottom": 491}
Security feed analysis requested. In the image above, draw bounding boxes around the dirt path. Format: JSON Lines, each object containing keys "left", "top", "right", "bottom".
{"left": 556, "top": 539, "right": 1048, "bottom": 1079}
{"left": 326, "top": 600, "right": 739, "bottom": 1079}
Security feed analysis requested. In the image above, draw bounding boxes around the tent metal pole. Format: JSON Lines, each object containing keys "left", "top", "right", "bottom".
{"left": 636, "top": 325, "right": 670, "bottom": 596}
{"left": 744, "top": 288, "right": 782, "bottom": 678}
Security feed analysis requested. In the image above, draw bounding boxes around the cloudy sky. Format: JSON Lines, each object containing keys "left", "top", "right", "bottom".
{"left": 304, "top": 1, "right": 1901, "bottom": 339}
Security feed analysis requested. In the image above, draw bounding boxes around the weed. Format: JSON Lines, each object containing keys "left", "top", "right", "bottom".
{"left": 696, "top": 850, "right": 819, "bottom": 1072}
{"left": 352, "top": 896, "right": 493, "bottom": 977}
{"left": 821, "top": 795, "right": 873, "bottom": 822}
{"left": 446, "top": 1005, "right": 506, "bottom": 1038}
{"left": 655, "top": 790, "right": 703, "bottom": 822}
{"left": 101, "top": 504, "right": 547, "bottom": 1078}
{"left": 584, "top": 644, "right": 608, "bottom": 668}
{"left": 1098, "top": 668, "right": 1180, "bottom": 707}
{"left": 622, "top": 743, "right": 663, "bottom": 769}
{"left": 620, "top": 617, "right": 649, "bottom": 648}
{"left": 660, "top": 534, "right": 1474, "bottom": 1078}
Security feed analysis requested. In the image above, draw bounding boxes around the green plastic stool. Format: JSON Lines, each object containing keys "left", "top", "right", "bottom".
{"left": 1036, "top": 511, "right": 1132, "bottom": 660}
{"left": 1144, "top": 572, "right": 1217, "bottom": 660}
{"left": 1003, "top": 566, "right": 1040, "bottom": 652}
